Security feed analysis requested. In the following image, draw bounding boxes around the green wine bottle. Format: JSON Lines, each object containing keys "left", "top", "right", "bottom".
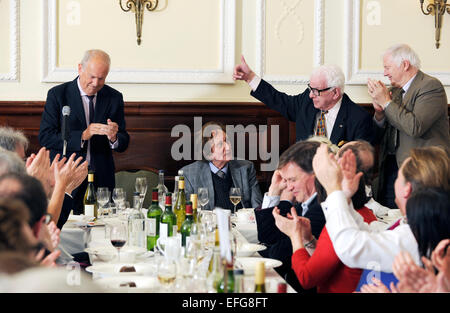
{"left": 173, "top": 177, "right": 186, "bottom": 232}
{"left": 181, "top": 201, "right": 194, "bottom": 247}
{"left": 147, "top": 188, "right": 162, "bottom": 251}
{"left": 160, "top": 193, "right": 177, "bottom": 238}
{"left": 217, "top": 261, "right": 235, "bottom": 293}
{"left": 83, "top": 172, "right": 98, "bottom": 219}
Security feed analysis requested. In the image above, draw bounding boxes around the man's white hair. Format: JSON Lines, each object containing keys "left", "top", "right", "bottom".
{"left": 383, "top": 44, "right": 421, "bottom": 70}
{"left": 310, "top": 64, "right": 346, "bottom": 93}
{"left": 80, "top": 49, "right": 111, "bottom": 69}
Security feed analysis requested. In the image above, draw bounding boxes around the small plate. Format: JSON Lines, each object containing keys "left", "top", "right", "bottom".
{"left": 85, "top": 263, "right": 157, "bottom": 277}
{"left": 236, "top": 243, "right": 267, "bottom": 257}
{"left": 94, "top": 275, "right": 160, "bottom": 292}
{"left": 234, "top": 257, "right": 282, "bottom": 274}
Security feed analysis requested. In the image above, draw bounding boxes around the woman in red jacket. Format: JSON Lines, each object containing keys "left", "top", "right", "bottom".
{"left": 273, "top": 148, "right": 377, "bottom": 293}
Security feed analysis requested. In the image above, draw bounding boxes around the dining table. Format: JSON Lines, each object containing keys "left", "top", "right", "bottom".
{"left": 58, "top": 209, "right": 296, "bottom": 293}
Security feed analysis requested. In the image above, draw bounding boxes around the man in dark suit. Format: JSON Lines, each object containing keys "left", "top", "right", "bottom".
{"left": 368, "top": 44, "right": 449, "bottom": 208}
{"left": 254, "top": 141, "right": 325, "bottom": 293}
{"left": 233, "top": 56, "right": 375, "bottom": 147}
{"left": 39, "top": 49, "right": 129, "bottom": 223}
{"left": 181, "top": 122, "right": 262, "bottom": 211}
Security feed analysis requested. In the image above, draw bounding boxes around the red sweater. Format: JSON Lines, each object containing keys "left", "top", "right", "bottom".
{"left": 291, "top": 206, "right": 377, "bottom": 293}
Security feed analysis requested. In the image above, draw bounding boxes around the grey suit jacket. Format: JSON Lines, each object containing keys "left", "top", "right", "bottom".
{"left": 180, "top": 160, "right": 263, "bottom": 211}
{"left": 384, "top": 70, "right": 449, "bottom": 166}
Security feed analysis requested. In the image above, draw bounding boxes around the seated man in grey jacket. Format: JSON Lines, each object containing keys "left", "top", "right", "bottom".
{"left": 180, "top": 121, "right": 262, "bottom": 212}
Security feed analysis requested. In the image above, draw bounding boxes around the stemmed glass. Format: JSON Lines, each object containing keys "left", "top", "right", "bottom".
{"left": 110, "top": 223, "right": 127, "bottom": 262}
{"left": 96, "top": 187, "right": 110, "bottom": 218}
{"left": 229, "top": 187, "right": 242, "bottom": 214}
{"left": 112, "top": 188, "right": 125, "bottom": 211}
{"left": 135, "top": 177, "right": 148, "bottom": 210}
{"left": 198, "top": 187, "right": 209, "bottom": 217}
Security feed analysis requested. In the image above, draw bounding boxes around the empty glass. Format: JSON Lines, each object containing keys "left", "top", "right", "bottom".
{"left": 112, "top": 188, "right": 125, "bottom": 211}
{"left": 135, "top": 177, "right": 148, "bottom": 209}
{"left": 198, "top": 187, "right": 209, "bottom": 213}
{"left": 96, "top": 187, "right": 110, "bottom": 218}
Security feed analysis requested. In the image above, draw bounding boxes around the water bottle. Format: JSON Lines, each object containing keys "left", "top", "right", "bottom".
{"left": 128, "top": 192, "right": 146, "bottom": 249}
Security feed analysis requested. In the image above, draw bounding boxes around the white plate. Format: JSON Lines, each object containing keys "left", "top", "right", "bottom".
{"left": 94, "top": 275, "right": 160, "bottom": 292}
{"left": 85, "top": 263, "right": 157, "bottom": 277}
{"left": 234, "top": 257, "right": 282, "bottom": 274}
{"left": 236, "top": 243, "right": 267, "bottom": 257}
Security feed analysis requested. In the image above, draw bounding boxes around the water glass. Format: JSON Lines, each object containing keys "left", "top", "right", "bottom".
{"left": 198, "top": 187, "right": 209, "bottom": 211}
{"left": 135, "top": 177, "right": 148, "bottom": 209}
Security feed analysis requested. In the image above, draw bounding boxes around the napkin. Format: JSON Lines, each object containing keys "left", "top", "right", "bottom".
{"left": 215, "top": 208, "right": 232, "bottom": 264}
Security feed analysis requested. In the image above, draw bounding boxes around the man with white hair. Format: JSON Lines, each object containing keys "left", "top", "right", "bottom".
{"left": 368, "top": 43, "right": 449, "bottom": 208}
{"left": 234, "top": 56, "right": 375, "bottom": 146}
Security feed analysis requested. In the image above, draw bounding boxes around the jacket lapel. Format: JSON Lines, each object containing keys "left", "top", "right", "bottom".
{"left": 402, "top": 71, "right": 423, "bottom": 109}
{"left": 200, "top": 162, "right": 215, "bottom": 211}
{"left": 94, "top": 87, "right": 111, "bottom": 123}
{"left": 67, "top": 78, "right": 87, "bottom": 130}
{"left": 329, "top": 97, "right": 347, "bottom": 144}
{"left": 229, "top": 161, "right": 242, "bottom": 192}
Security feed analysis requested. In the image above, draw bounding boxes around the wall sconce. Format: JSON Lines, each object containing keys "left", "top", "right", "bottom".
{"left": 420, "top": 0, "right": 450, "bottom": 48}
{"left": 119, "top": 0, "right": 159, "bottom": 45}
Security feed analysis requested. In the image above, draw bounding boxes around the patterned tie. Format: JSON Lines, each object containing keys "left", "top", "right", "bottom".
{"left": 87, "top": 95, "right": 95, "bottom": 124}
{"left": 216, "top": 170, "right": 226, "bottom": 179}
{"left": 315, "top": 110, "right": 328, "bottom": 137}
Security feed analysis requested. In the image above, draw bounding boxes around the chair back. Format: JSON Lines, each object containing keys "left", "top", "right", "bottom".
{"left": 114, "top": 168, "right": 158, "bottom": 209}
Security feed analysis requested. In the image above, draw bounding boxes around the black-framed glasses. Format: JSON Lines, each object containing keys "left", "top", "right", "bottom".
{"left": 307, "top": 83, "right": 334, "bottom": 96}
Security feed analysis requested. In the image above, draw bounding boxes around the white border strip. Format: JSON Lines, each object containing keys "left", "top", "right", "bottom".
{"left": 256, "top": 0, "right": 324, "bottom": 84}
{"left": 42, "top": 0, "right": 235, "bottom": 84}
{"left": 344, "top": 0, "right": 450, "bottom": 86}
{"left": 0, "top": 0, "right": 19, "bottom": 81}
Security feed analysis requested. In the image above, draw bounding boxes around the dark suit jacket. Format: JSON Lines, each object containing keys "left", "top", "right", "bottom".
{"left": 181, "top": 160, "right": 262, "bottom": 211}
{"left": 255, "top": 197, "right": 326, "bottom": 293}
{"left": 39, "top": 77, "right": 129, "bottom": 190}
{"left": 251, "top": 79, "right": 375, "bottom": 145}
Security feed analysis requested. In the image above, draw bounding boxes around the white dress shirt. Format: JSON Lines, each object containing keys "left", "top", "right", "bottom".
{"left": 322, "top": 191, "right": 420, "bottom": 273}
{"left": 77, "top": 78, "right": 118, "bottom": 166}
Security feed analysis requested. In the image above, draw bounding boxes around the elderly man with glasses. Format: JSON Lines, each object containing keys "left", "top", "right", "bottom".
{"left": 233, "top": 56, "right": 375, "bottom": 147}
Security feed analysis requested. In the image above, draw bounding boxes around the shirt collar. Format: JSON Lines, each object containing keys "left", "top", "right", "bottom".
{"left": 77, "top": 77, "right": 97, "bottom": 98}
{"left": 301, "top": 192, "right": 317, "bottom": 215}
{"left": 209, "top": 162, "right": 228, "bottom": 174}
{"left": 324, "top": 98, "right": 342, "bottom": 120}
{"left": 402, "top": 74, "right": 417, "bottom": 95}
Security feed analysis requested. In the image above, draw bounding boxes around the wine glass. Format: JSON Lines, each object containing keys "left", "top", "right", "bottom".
{"left": 229, "top": 187, "right": 242, "bottom": 214}
{"left": 112, "top": 188, "right": 125, "bottom": 211}
{"left": 110, "top": 223, "right": 127, "bottom": 262}
{"left": 198, "top": 187, "right": 209, "bottom": 214}
{"left": 135, "top": 177, "right": 148, "bottom": 209}
{"left": 96, "top": 187, "right": 110, "bottom": 218}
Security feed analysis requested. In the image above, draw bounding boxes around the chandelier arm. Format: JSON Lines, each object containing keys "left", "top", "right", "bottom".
{"left": 144, "top": 0, "right": 159, "bottom": 11}
{"left": 119, "top": 0, "right": 135, "bottom": 12}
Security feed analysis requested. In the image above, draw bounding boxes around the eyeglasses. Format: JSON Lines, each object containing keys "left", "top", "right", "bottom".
{"left": 307, "top": 83, "right": 334, "bottom": 96}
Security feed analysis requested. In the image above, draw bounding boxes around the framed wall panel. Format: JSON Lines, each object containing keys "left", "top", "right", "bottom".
{"left": 42, "top": 0, "right": 236, "bottom": 84}
{"left": 255, "top": 0, "right": 324, "bottom": 84}
{"left": 344, "top": 0, "right": 450, "bottom": 86}
{"left": 0, "top": 0, "right": 19, "bottom": 81}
